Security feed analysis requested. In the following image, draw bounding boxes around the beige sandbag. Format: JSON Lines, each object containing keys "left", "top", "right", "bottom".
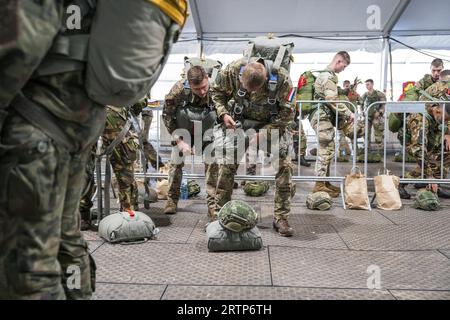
{"left": 344, "top": 167, "right": 370, "bottom": 210}
{"left": 374, "top": 170, "right": 402, "bottom": 210}
{"left": 156, "top": 165, "right": 170, "bottom": 200}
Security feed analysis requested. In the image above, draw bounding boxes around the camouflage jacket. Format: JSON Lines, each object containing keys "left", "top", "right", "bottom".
{"left": 406, "top": 111, "right": 443, "bottom": 177}
{"left": 211, "top": 57, "right": 294, "bottom": 130}
{"left": 419, "top": 81, "right": 450, "bottom": 109}
{"left": 361, "top": 90, "right": 386, "bottom": 118}
{"left": 313, "top": 68, "right": 353, "bottom": 119}
{"left": 415, "top": 74, "right": 437, "bottom": 91}
{"left": 163, "top": 79, "right": 212, "bottom": 134}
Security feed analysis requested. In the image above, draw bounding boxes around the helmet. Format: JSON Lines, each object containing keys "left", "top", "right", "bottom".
{"left": 187, "top": 180, "right": 201, "bottom": 197}
{"left": 218, "top": 200, "right": 258, "bottom": 233}
{"left": 306, "top": 191, "right": 332, "bottom": 211}
{"left": 243, "top": 181, "right": 270, "bottom": 197}
{"left": 413, "top": 189, "right": 440, "bottom": 211}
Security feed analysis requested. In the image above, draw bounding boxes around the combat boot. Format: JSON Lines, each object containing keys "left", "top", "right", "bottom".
{"left": 313, "top": 182, "right": 340, "bottom": 198}
{"left": 207, "top": 207, "right": 217, "bottom": 222}
{"left": 273, "top": 218, "right": 294, "bottom": 237}
{"left": 325, "top": 182, "right": 341, "bottom": 194}
{"left": 398, "top": 184, "right": 411, "bottom": 199}
{"left": 437, "top": 187, "right": 450, "bottom": 199}
{"left": 414, "top": 183, "right": 427, "bottom": 189}
{"left": 299, "top": 155, "right": 311, "bottom": 167}
{"left": 80, "top": 210, "right": 91, "bottom": 231}
{"left": 164, "top": 198, "right": 178, "bottom": 214}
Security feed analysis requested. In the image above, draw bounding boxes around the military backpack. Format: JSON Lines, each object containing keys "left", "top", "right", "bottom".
{"left": 243, "top": 181, "right": 270, "bottom": 197}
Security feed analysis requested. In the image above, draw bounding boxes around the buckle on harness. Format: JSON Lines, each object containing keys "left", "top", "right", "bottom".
{"left": 267, "top": 98, "right": 277, "bottom": 105}
{"left": 237, "top": 89, "right": 247, "bottom": 97}
{"left": 234, "top": 104, "right": 244, "bottom": 115}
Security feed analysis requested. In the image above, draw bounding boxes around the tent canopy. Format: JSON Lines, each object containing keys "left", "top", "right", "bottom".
{"left": 175, "top": 0, "right": 450, "bottom": 54}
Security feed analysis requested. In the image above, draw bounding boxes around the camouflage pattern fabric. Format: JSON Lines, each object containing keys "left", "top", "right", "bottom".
{"left": 243, "top": 181, "right": 270, "bottom": 197}
{"left": 187, "top": 179, "right": 201, "bottom": 197}
{"left": 306, "top": 191, "right": 332, "bottom": 210}
{"left": 79, "top": 146, "right": 97, "bottom": 222}
{"left": 211, "top": 58, "right": 295, "bottom": 221}
{"left": 163, "top": 78, "right": 218, "bottom": 219}
{"left": 310, "top": 68, "right": 353, "bottom": 177}
{"left": 413, "top": 189, "right": 440, "bottom": 211}
{"left": 362, "top": 90, "right": 386, "bottom": 152}
{"left": 0, "top": 1, "right": 102, "bottom": 299}
{"left": 102, "top": 106, "right": 139, "bottom": 211}
{"left": 218, "top": 200, "right": 258, "bottom": 233}
{"left": 415, "top": 74, "right": 438, "bottom": 92}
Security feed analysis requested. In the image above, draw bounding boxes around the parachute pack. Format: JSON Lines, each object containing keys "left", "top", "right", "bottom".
{"left": 175, "top": 56, "right": 222, "bottom": 137}
{"left": 34, "top": 0, "right": 187, "bottom": 107}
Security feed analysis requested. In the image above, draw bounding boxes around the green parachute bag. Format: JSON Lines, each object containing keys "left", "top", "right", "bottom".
{"left": 306, "top": 191, "right": 333, "bottom": 211}
{"left": 243, "top": 181, "right": 270, "bottom": 197}
{"left": 357, "top": 153, "right": 382, "bottom": 163}
{"left": 98, "top": 210, "right": 159, "bottom": 243}
{"left": 296, "top": 71, "right": 317, "bottom": 115}
{"left": 388, "top": 113, "right": 402, "bottom": 133}
{"left": 187, "top": 180, "right": 201, "bottom": 198}
{"left": 413, "top": 189, "right": 440, "bottom": 211}
{"left": 218, "top": 200, "right": 258, "bottom": 233}
{"left": 394, "top": 152, "right": 417, "bottom": 163}
{"left": 206, "top": 221, "right": 263, "bottom": 252}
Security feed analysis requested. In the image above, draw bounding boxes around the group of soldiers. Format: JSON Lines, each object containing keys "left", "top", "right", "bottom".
{"left": 1, "top": 1, "right": 449, "bottom": 300}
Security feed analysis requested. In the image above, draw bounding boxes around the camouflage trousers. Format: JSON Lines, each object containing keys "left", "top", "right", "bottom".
{"left": 213, "top": 127, "right": 294, "bottom": 220}
{"left": 167, "top": 144, "right": 219, "bottom": 219}
{"left": 405, "top": 150, "right": 450, "bottom": 179}
{"left": 367, "top": 117, "right": 384, "bottom": 152}
{"left": 0, "top": 112, "right": 101, "bottom": 300}
{"left": 143, "top": 140, "right": 164, "bottom": 170}
{"left": 292, "top": 121, "right": 308, "bottom": 158}
{"left": 104, "top": 137, "right": 139, "bottom": 211}
{"left": 79, "top": 147, "right": 97, "bottom": 221}
{"left": 310, "top": 109, "right": 337, "bottom": 177}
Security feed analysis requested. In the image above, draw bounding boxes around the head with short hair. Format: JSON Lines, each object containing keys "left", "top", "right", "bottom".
{"left": 187, "top": 66, "right": 209, "bottom": 98}
{"left": 431, "top": 58, "right": 444, "bottom": 81}
{"left": 241, "top": 62, "right": 267, "bottom": 92}
{"left": 365, "top": 79, "right": 374, "bottom": 91}
{"left": 343, "top": 80, "right": 351, "bottom": 89}
{"left": 431, "top": 102, "right": 450, "bottom": 123}
{"left": 439, "top": 69, "right": 450, "bottom": 82}
{"left": 330, "top": 51, "right": 351, "bottom": 73}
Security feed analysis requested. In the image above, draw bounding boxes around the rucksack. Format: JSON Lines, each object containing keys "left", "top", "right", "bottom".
{"left": 390, "top": 81, "right": 417, "bottom": 133}
{"left": 35, "top": 0, "right": 187, "bottom": 107}
{"left": 183, "top": 56, "right": 223, "bottom": 83}
{"left": 296, "top": 70, "right": 318, "bottom": 115}
{"left": 229, "top": 35, "right": 295, "bottom": 129}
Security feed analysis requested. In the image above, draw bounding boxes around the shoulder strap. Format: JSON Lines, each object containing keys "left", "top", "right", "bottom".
{"left": 100, "top": 120, "right": 132, "bottom": 157}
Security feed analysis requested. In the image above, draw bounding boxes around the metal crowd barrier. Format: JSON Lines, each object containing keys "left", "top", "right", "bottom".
{"left": 363, "top": 100, "right": 450, "bottom": 184}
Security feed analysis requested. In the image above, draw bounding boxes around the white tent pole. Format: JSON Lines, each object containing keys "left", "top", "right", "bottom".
{"left": 380, "top": 37, "right": 389, "bottom": 93}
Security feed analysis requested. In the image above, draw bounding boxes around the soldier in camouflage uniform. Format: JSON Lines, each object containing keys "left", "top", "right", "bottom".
{"left": 162, "top": 66, "right": 219, "bottom": 220}
{"left": 211, "top": 59, "right": 295, "bottom": 237}
{"left": 360, "top": 79, "right": 386, "bottom": 160}
{"left": 399, "top": 70, "right": 450, "bottom": 199}
{"left": 291, "top": 109, "right": 311, "bottom": 167}
{"left": 0, "top": 0, "right": 184, "bottom": 299}
{"left": 309, "top": 51, "right": 354, "bottom": 198}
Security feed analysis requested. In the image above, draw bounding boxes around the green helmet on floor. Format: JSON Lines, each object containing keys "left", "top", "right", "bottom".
{"left": 219, "top": 200, "right": 258, "bottom": 233}
{"left": 243, "top": 181, "right": 270, "bottom": 197}
{"left": 187, "top": 180, "right": 201, "bottom": 197}
{"left": 306, "top": 191, "right": 332, "bottom": 210}
{"left": 413, "top": 189, "right": 440, "bottom": 211}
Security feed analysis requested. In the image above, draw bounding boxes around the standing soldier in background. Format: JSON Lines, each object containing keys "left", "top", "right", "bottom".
{"left": 0, "top": 0, "right": 186, "bottom": 299}
{"left": 360, "top": 79, "right": 386, "bottom": 162}
{"left": 291, "top": 108, "right": 311, "bottom": 167}
{"left": 399, "top": 70, "right": 450, "bottom": 199}
{"left": 162, "top": 64, "right": 219, "bottom": 220}
{"left": 309, "top": 51, "right": 354, "bottom": 197}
